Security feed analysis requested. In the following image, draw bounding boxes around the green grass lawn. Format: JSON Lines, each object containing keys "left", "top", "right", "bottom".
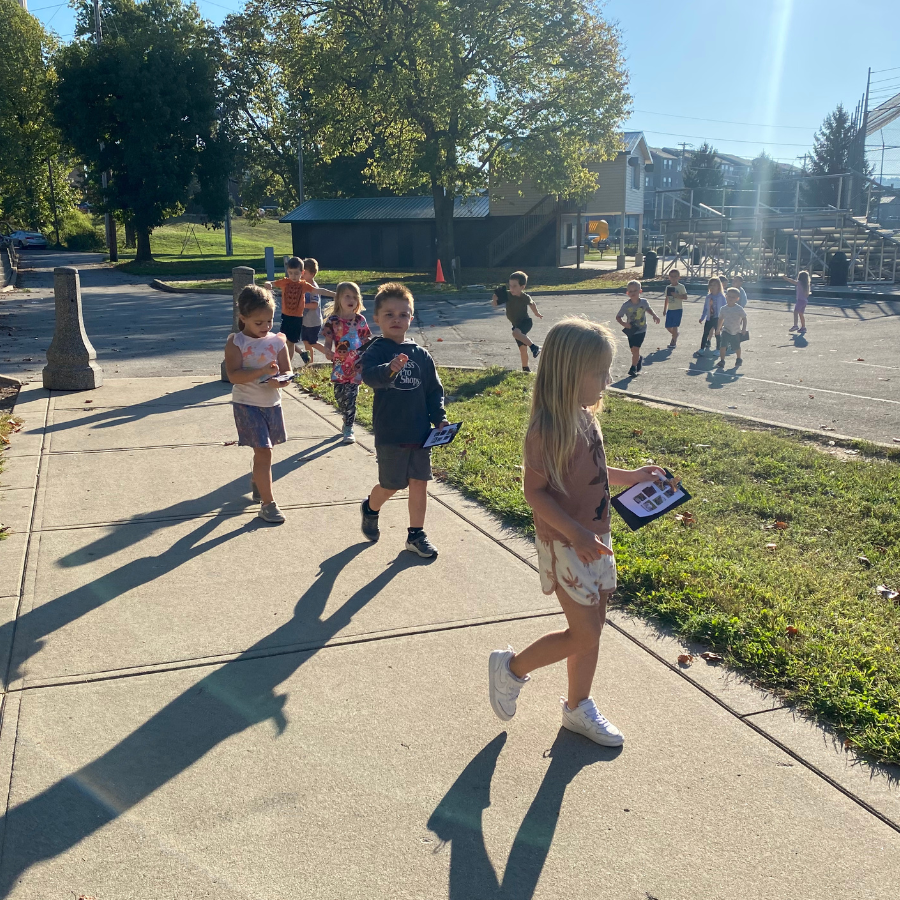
{"left": 292, "top": 365, "right": 900, "bottom": 763}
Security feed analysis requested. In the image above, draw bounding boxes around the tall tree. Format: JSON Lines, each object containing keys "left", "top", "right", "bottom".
{"left": 276, "top": 0, "right": 629, "bottom": 270}
{"left": 682, "top": 142, "right": 722, "bottom": 209}
{"left": 803, "top": 103, "right": 870, "bottom": 209}
{"left": 219, "top": 5, "right": 397, "bottom": 215}
{"left": 0, "top": 0, "right": 74, "bottom": 234}
{"left": 55, "top": 0, "right": 233, "bottom": 260}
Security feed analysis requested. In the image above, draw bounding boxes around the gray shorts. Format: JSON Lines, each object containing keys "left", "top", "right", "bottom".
{"left": 376, "top": 444, "right": 433, "bottom": 490}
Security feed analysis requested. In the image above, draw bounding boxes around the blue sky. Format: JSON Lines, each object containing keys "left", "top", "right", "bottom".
{"left": 28, "top": 0, "right": 900, "bottom": 168}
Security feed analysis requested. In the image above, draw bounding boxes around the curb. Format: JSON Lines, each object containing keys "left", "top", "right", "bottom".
{"left": 0, "top": 374, "right": 24, "bottom": 388}
{"left": 149, "top": 278, "right": 228, "bottom": 295}
{"left": 606, "top": 386, "right": 900, "bottom": 451}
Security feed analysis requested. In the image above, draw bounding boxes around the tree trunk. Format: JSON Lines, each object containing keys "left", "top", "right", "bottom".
{"left": 432, "top": 179, "right": 455, "bottom": 278}
{"left": 135, "top": 226, "right": 153, "bottom": 262}
{"left": 124, "top": 221, "right": 136, "bottom": 249}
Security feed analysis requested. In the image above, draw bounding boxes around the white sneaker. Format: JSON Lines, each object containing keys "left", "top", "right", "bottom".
{"left": 561, "top": 697, "right": 624, "bottom": 746}
{"left": 488, "top": 648, "right": 529, "bottom": 721}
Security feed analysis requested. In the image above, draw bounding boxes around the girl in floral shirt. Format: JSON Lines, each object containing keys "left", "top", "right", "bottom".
{"left": 487, "top": 316, "right": 671, "bottom": 746}
{"left": 322, "top": 282, "right": 372, "bottom": 443}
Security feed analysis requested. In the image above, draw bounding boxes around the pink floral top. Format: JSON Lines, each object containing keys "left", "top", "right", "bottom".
{"left": 322, "top": 314, "right": 372, "bottom": 384}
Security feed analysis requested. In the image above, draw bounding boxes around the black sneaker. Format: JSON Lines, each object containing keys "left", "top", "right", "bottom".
{"left": 361, "top": 499, "right": 380, "bottom": 541}
{"left": 522, "top": 365, "right": 531, "bottom": 373}
{"left": 530, "top": 342, "right": 541, "bottom": 359}
{"left": 636, "top": 355, "right": 643, "bottom": 372}
{"left": 628, "top": 365, "right": 637, "bottom": 377}
{"left": 299, "top": 351, "right": 311, "bottom": 365}
{"left": 406, "top": 531, "right": 438, "bottom": 558}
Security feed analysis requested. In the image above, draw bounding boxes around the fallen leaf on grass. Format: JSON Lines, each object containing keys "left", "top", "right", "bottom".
{"left": 765, "top": 543, "right": 778, "bottom": 551}
{"left": 876, "top": 585, "right": 899, "bottom": 601}
{"left": 674, "top": 511, "right": 696, "bottom": 526}
{"left": 632, "top": 429, "right": 644, "bottom": 436}
{"left": 700, "top": 652, "right": 724, "bottom": 662}
{"left": 677, "top": 653, "right": 694, "bottom": 666}
{"left": 774, "top": 521, "right": 788, "bottom": 530}
{"left": 786, "top": 626, "right": 799, "bottom": 637}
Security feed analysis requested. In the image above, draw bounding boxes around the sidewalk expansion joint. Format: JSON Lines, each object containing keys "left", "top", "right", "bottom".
{"left": 39, "top": 435, "right": 337, "bottom": 457}
{"left": 9, "top": 607, "right": 564, "bottom": 693}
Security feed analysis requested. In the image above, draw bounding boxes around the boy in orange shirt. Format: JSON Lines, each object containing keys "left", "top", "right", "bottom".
{"left": 266, "top": 257, "right": 335, "bottom": 367}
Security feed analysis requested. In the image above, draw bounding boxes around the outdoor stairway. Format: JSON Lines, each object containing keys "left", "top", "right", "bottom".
{"left": 658, "top": 209, "right": 900, "bottom": 284}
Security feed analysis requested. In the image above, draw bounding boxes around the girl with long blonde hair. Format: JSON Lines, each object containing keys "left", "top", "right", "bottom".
{"left": 488, "top": 317, "right": 670, "bottom": 746}
{"left": 783, "top": 270, "right": 811, "bottom": 334}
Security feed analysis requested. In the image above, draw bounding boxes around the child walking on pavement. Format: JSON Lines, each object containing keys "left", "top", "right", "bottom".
{"left": 224, "top": 285, "right": 292, "bottom": 523}
{"left": 615, "top": 279, "right": 660, "bottom": 376}
{"left": 360, "top": 283, "right": 449, "bottom": 559}
{"left": 662, "top": 268, "right": 688, "bottom": 349}
{"left": 488, "top": 317, "right": 671, "bottom": 745}
{"left": 321, "top": 281, "right": 372, "bottom": 443}
{"left": 696, "top": 276, "right": 727, "bottom": 357}
{"left": 491, "top": 271, "right": 543, "bottom": 372}
{"left": 715, "top": 288, "right": 748, "bottom": 368}
{"left": 266, "top": 257, "right": 335, "bottom": 368}
{"left": 298, "top": 257, "right": 328, "bottom": 365}
{"left": 783, "top": 270, "right": 811, "bottom": 334}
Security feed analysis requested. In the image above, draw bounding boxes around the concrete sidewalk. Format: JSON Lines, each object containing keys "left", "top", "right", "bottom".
{"left": 0, "top": 377, "right": 898, "bottom": 899}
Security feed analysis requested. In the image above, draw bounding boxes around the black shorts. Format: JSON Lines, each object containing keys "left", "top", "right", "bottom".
{"left": 376, "top": 445, "right": 433, "bottom": 490}
{"left": 511, "top": 318, "right": 533, "bottom": 347}
{"left": 720, "top": 331, "right": 742, "bottom": 353}
{"left": 300, "top": 325, "right": 321, "bottom": 345}
{"left": 280, "top": 314, "right": 304, "bottom": 343}
{"left": 625, "top": 329, "right": 646, "bottom": 349}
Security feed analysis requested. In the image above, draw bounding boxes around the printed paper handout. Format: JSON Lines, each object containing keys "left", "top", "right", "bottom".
{"left": 422, "top": 422, "right": 462, "bottom": 449}
{"left": 611, "top": 468, "right": 690, "bottom": 531}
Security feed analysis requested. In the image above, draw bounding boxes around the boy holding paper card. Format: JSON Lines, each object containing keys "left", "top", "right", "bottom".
{"left": 359, "top": 282, "right": 449, "bottom": 559}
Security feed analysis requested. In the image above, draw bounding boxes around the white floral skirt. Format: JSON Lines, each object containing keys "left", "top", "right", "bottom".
{"left": 536, "top": 533, "right": 617, "bottom": 607}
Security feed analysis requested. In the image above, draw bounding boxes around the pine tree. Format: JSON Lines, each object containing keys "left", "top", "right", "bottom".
{"left": 682, "top": 142, "right": 722, "bottom": 208}
{"left": 803, "top": 104, "right": 869, "bottom": 209}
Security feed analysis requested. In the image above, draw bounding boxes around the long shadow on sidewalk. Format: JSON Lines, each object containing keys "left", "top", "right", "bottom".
{"left": 0, "top": 544, "right": 418, "bottom": 895}
{"left": 428, "top": 730, "right": 620, "bottom": 898}
{"left": 2, "top": 437, "right": 341, "bottom": 690}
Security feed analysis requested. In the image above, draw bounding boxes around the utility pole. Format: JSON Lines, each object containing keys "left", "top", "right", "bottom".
{"left": 93, "top": 0, "right": 119, "bottom": 262}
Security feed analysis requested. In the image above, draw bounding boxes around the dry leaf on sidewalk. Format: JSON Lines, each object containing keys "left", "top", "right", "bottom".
{"left": 700, "top": 652, "right": 724, "bottom": 662}
{"left": 677, "top": 653, "right": 694, "bottom": 666}
{"left": 223, "top": 440, "right": 238, "bottom": 446}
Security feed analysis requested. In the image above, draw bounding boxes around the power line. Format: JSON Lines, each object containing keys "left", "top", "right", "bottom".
{"left": 632, "top": 109, "right": 818, "bottom": 130}
{"left": 642, "top": 130, "right": 812, "bottom": 147}
{"left": 29, "top": 3, "right": 66, "bottom": 10}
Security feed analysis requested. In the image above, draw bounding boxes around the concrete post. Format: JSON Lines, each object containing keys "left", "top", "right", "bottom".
{"left": 221, "top": 266, "right": 256, "bottom": 382}
{"left": 42, "top": 267, "right": 103, "bottom": 391}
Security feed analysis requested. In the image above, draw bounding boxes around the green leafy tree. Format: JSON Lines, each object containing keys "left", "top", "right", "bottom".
{"left": 276, "top": 0, "right": 629, "bottom": 269}
{"left": 0, "top": 0, "right": 75, "bottom": 236}
{"left": 55, "top": 0, "right": 233, "bottom": 260}
{"left": 682, "top": 142, "right": 723, "bottom": 209}
{"left": 802, "top": 103, "right": 871, "bottom": 210}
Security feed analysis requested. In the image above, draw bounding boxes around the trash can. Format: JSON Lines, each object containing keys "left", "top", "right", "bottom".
{"left": 829, "top": 251, "right": 849, "bottom": 287}
{"left": 692, "top": 246, "right": 702, "bottom": 266}
{"left": 642, "top": 250, "right": 658, "bottom": 279}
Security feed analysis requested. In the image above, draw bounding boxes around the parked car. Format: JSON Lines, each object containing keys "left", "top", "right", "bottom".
{"left": 7, "top": 231, "right": 48, "bottom": 248}
{"left": 611, "top": 227, "right": 639, "bottom": 241}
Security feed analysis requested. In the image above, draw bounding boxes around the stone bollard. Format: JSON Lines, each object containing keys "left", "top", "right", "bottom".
{"left": 221, "top": 266, "right": 256, "bottom": 381}
{"left": 42, "top": 267, "right": 103, "bottom": 391}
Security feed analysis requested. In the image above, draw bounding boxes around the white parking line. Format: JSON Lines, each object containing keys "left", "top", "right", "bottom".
{"left": 681, "top": 371, "right": 900, "bottom": 405}
{"left": 843, "top": 360, "right": 900, "bottom": 371}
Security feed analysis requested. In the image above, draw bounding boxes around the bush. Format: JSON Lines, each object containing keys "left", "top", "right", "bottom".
{"left": 60, "top": 209, "right": 105, "bottom": 252}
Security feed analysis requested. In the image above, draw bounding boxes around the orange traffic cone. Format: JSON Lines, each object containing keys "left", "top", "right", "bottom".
{"left": 435, "top": 259, "right": 446, "bottom": 283}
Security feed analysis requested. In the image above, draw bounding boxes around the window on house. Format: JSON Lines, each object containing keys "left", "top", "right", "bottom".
{"left": 632, "top": 163, "right": 640, "bottom": 190}
{"left": 645, "top": 176, "right": 651, "bottom": 187}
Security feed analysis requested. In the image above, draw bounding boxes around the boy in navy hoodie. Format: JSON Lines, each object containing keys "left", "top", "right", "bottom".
{"left": 360, "top": 282, "right": 448, "bottom": 558}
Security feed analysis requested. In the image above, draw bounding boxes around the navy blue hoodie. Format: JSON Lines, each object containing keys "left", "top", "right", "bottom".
{"left": 361, "top": 337, "right": 446, "bottom": 446}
